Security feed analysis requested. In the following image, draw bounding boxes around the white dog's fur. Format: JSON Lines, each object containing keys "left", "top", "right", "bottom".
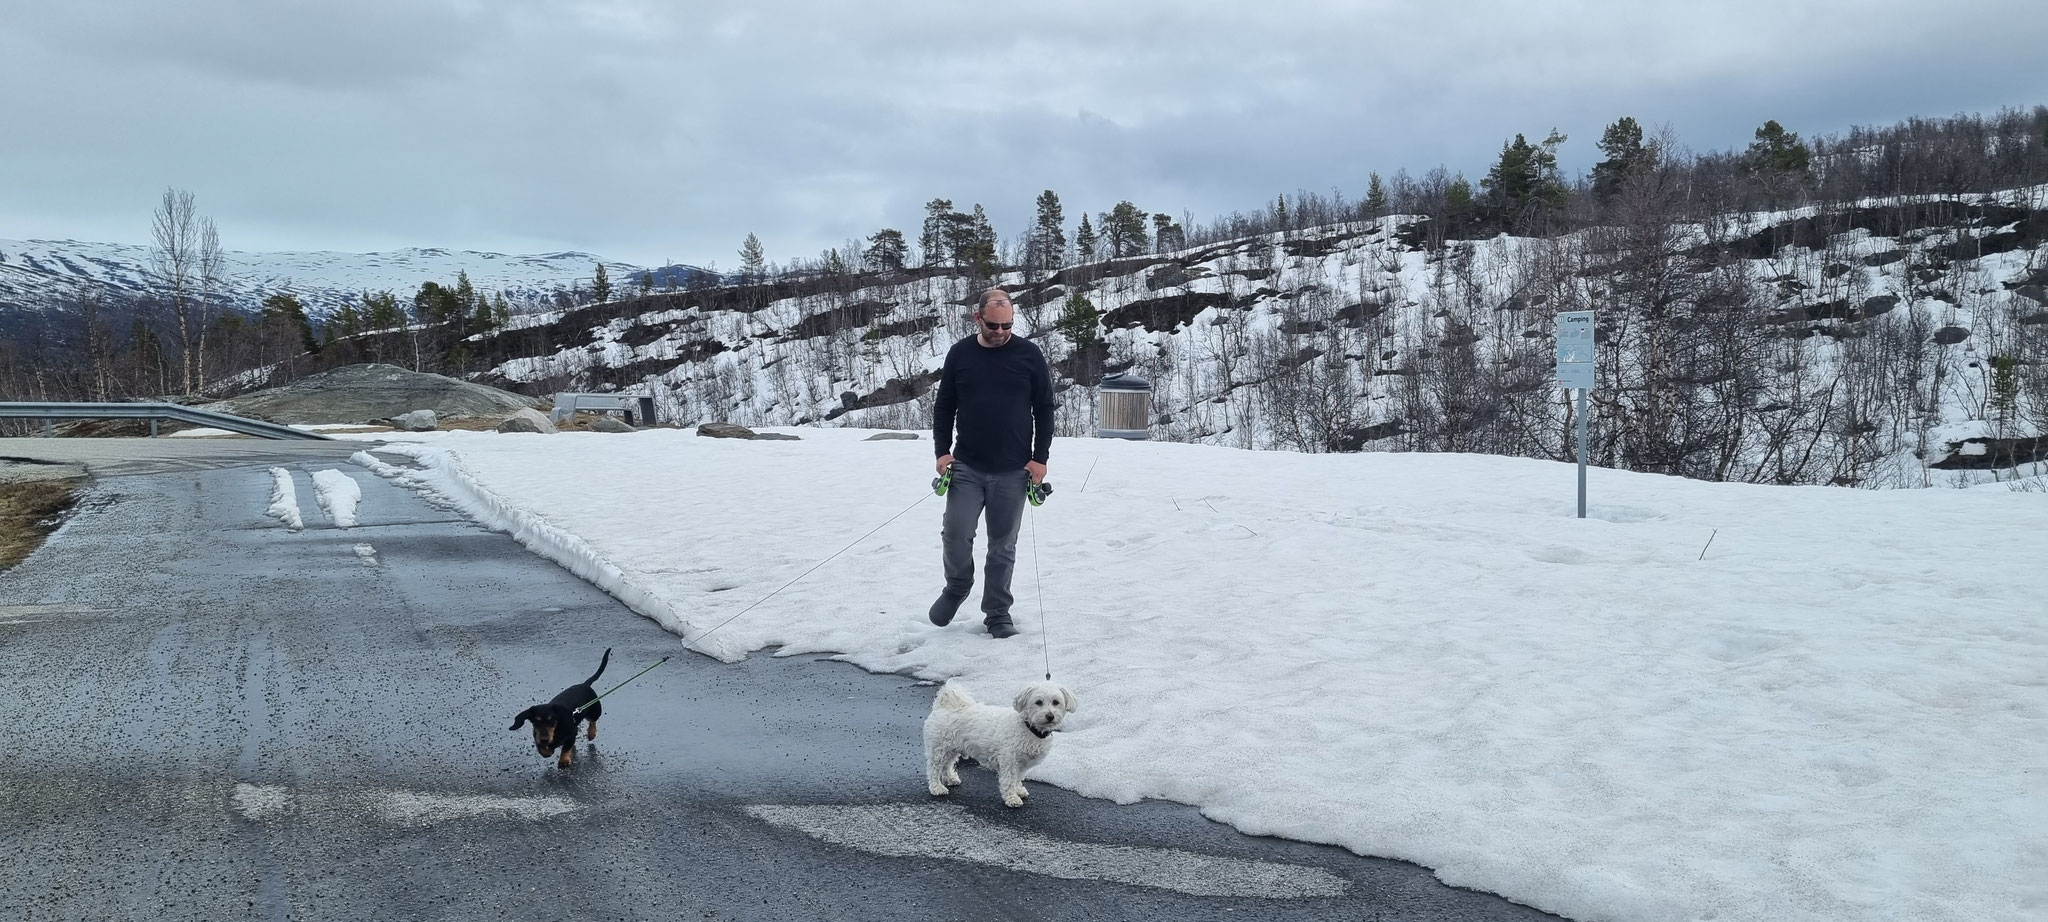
{"left": 922, "top": 680, "right": 1078, "bottom": 807}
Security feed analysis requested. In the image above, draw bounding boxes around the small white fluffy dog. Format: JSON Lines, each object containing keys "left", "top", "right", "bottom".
{"left": 923, "top": 680, "right": 1077, "bottom": 807}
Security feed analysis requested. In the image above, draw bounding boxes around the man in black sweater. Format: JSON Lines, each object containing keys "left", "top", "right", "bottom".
{"left": 929, "top": 288, "right": 1056, "bottom": 639}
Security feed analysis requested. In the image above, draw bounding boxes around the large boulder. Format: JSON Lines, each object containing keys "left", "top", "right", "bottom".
{"left": 211, "top": 364, "right": 540, "bottom": 425}
{"left": 392, "top": 409, "right": 439, "bottom": 432}
{"left": 752, "top": 432, "right": 802, "bottom": 441}
{"left": 864, "top": 432, "right": 919, "bottom": 441}
{"left": 587, "top": 416, "right": 637, "bottom": 433}
{"left": 496, "top": 407, "right": 557, "bottom": 434}
{"left": 697, "top": 422, "right": 756, "bottom": 439}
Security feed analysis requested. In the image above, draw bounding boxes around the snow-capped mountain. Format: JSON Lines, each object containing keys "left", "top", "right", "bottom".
{"left": 0, "top": 236, "right": 707, "bottom": 322}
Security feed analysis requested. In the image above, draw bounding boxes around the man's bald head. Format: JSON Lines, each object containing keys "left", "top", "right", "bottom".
{"left": 974, "top": 288, "right": 1015, "bottom": 345}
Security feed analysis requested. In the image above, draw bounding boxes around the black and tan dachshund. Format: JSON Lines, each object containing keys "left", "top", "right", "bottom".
{"left": 510, "top": 648, "right": 610, "bottom": 768}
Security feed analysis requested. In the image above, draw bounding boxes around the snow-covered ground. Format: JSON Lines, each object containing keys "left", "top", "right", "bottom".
{"left": 309, "top": 469, "right": 362, "bottom": 528}
{"left": 351, "top": 428, "right": 2043, "bottom": 922}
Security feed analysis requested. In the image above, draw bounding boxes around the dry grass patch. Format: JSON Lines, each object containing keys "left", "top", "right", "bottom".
{"left": 0, "top": 479, "right": 84, "bottom": 571}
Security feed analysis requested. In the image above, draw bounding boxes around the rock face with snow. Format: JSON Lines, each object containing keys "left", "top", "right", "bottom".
{"left": 495, "top": 408, "right": 557, "bottom": 434}
{"left": 0, "top": 237, "right": 710, "bottom": 323}
{"left": 392, "top": 410, "right": 439, "bottom": 432}
{"left": 211, "top": 364, "right": 538, "bottom": 424}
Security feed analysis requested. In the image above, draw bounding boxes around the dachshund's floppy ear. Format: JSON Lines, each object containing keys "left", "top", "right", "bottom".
{"left": 510, "top": 707, "right": 534, "bottom": 731}
{"left": 1057, "top": 686, "right": 1077, "bottom": 713}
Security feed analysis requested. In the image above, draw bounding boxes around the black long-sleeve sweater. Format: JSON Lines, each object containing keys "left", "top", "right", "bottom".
{"left": 932, "top": 333, "right": 1055, "bottom": 470}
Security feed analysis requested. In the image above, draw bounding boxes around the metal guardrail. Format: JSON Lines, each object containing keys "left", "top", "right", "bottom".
{"left": 0, "top": 402, "right": 334, "bottom": 441}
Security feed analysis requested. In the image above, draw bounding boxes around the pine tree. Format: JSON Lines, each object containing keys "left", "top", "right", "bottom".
{"left": 260, "top": 292, "right": 318, "bottom": 353}
{"left": 591, "top": 263, "right": 612, "bottom": 304}
{"left": 919, "top": 198, "right": 954, "bottom": 268}
{"left": 1364, "top": 172, "right": 1388, "bottom": 217}
{"left": 964, "top": 204, "right": 999, "bottom": 278}
{"left": 1744, "top": 120, "right": 1811, "bottom": 175}
{"left": 1031, "top": 190, "right": 1066, "bottom": 274}
{"left": 639, "top": 271, "right": 654, "bottom": 295}
{"left": 1075, "top": 213, "right": 1097, "bottom": 263}
{"left": 1480, "top": 129, "right": 1568, "bottom": 231}
{"left": 363, "top": 290, "right": 401, "bottom": 331}
{"left": 738, "top": 233, "right": 766, "bottom": 280}
{"left": 329, "top": 302, "right": 362, "bottom": 340}
{"left": 472, "top": 294, "right": 496, "bottom": 332}
{"left": 494, "top": 293, "right": 511, "bottom": 329}
{"left": 1445, "top": 177, "right": 1476, "bottom": 232}
{"left": 1102, "top": 201, "right": 1149, "bottom": 258}
{"left": 864, "top": 228, "right": 908, "bottom": 271}
{"left": 1990, "top": 354, "right": 2020, "bottom": 428}
{"left": 1055, "top": 291, "right": 1102, "bottom": 346}
{"left": 1742, "top": 120, "right": 1812, "bottom": 207}
{"left": 454, "top": 270, "right": 477, "bottom": 314}
{"left": 1592, "top": 117, "right": 1653, "bottom": 202}
{"left": 1274, "top": 195, "right": 1288, "bottom": 228}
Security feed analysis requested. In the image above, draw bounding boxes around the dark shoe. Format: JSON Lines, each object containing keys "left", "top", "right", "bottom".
{"left": 928, "top": 591, "right": 967, "bottom": 626}
{"left": 985, "top": 618, "right": 1019, "bottom": 639}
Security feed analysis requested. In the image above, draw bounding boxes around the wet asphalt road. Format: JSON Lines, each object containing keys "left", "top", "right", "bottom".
{"left": 0, "top": 439, "right": 1561, "bottom": 922}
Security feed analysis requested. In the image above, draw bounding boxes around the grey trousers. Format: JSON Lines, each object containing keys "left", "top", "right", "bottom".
{"left": 939, "top": 461, "right": 1030, "bottom": 621}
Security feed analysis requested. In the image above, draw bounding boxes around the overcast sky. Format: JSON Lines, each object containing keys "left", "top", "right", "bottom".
{"left": 1, "top": 1, "right": 2042, "bottom": 268}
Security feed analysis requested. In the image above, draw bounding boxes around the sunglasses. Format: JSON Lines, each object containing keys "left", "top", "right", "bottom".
{"left": 982, "top": 320, "right": 1013, "bottom": 330}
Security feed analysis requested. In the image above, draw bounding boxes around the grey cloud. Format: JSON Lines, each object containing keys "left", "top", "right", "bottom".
{"left": 0, "top": 0, "right": 2041, "bottom": 267}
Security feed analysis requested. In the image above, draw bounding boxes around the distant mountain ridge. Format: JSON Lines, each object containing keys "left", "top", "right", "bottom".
{"left": 0, "top": 236, "right": 710, "bottom": 325}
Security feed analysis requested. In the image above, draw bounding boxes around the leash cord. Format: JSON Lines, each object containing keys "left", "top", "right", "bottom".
{"left": 687, "top": 489, "right": 931, "bottom": 647}
{"left": 574, "top": 656, "right": 670, "bottom": 714}
{"left": 1030, "top": 499, "right": 1051, "bottom": 681}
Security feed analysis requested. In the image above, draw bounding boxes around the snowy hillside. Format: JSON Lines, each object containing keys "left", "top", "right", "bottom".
{"left": 348, "top": 428, "right": 2047, "bottom": 922}
{"left": 0, "top": 236, "right": 704, "bottom": 320}
{"left": 462, "top": 186, "right": 2048, "bottom": 489}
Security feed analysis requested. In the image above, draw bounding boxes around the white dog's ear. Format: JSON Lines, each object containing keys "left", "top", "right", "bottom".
{"left": 1057, "top": 685, "right": 1077, "bottom": 712}
{"left": 1013, "top": 686, "right": 1032, "bottom": 713}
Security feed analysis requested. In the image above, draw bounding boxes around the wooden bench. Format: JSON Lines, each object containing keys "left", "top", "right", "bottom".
{"left": 550, "top": 393, "right": 659, "bottom": 426}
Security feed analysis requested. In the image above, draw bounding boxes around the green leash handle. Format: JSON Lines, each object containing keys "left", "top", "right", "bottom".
{"left": 574, "top": 656, "right": 669, "bottom": 714}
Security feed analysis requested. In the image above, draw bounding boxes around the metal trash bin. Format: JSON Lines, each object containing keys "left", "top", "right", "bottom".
{"left": 1096, "top": 372, "right": 1152, "bottom": 440}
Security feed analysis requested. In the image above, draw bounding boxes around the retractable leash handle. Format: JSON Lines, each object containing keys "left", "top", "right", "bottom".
{"left": 1027, "top": 481, "right": 1053, "bottom": 506}
{"left": 932, "top": 463, "right": 953, "bottom": 497}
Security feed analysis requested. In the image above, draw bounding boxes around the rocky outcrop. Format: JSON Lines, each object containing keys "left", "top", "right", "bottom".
{"left": 212, "top": 364, "right": 539, "bottom": 424}
{"left": 391, "top": 410, "right": 438, "bottom": 432}
{"left": 496, "top": 408, "right": 557, "bottom": 434}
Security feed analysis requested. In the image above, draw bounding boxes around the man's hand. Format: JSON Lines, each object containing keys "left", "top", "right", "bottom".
{"left": 1025, "top": 461, "right": 1046, "bottom": 484}
{"left": 937, "top": 454, "right": 954, "bottom": 476}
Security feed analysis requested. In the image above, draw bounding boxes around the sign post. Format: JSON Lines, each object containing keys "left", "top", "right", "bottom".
{"left": 1554, "top": 311, "right": 1595, "bottom": 519}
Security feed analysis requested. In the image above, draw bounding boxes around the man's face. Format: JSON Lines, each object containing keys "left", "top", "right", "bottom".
{"left": 978, "top": 301, "right": 1015, "bottom": 345}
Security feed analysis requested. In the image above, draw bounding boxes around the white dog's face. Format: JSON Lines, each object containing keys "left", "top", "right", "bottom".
{"left": 1012, "top": 682, "right": 1078, "bottom": 732}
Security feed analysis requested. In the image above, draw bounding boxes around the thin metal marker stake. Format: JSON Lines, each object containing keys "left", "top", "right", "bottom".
{"left": 1698, "top": 529, "right": 1717, "bottom": 561}
{"left": 574, "top": 656, "right": 669, "bottom": 714}
{"left": 1080, "top": 456, "right": 1101, "bottom": 493}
